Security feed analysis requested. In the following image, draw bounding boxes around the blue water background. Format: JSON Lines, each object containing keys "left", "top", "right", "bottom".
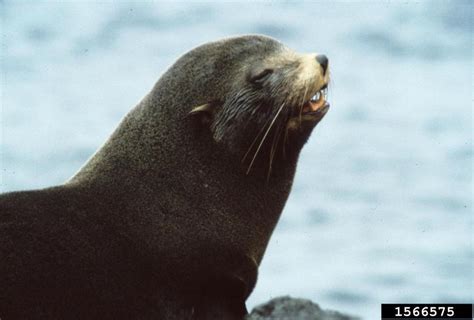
{"left": 1, "top": 2, "right": 472, "bottom": 318}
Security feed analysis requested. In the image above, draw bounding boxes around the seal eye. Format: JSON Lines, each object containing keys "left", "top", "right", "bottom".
{"left": 249, "top": 68, "right": 273, "bottom": 85}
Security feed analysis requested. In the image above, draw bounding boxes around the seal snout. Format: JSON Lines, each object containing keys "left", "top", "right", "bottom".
{"left": 296, "top": 53, "right": 330, "bottom": 117}
{"left": 315, "top": 54, "right": 329, "bottom": 75}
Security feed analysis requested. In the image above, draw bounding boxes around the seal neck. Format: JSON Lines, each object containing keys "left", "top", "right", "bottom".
{"left": 67, "top": 77, "right": 299, "bottom": 264}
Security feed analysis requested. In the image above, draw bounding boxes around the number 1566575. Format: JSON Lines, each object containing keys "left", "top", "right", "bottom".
{"left": 394, "top": 306, "right": 454, "bottom": 317}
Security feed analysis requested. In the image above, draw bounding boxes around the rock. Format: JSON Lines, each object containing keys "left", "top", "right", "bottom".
{"left": 247, "top": 296, "right": 359, "bottom": 320}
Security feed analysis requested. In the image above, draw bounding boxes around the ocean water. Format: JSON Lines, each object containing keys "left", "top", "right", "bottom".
{"left": 1, "top": 1, "right": 472, "bottom": 318}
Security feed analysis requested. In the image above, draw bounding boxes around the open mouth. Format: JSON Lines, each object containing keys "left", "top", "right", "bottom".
{"left": 302, "top": 84, "right": 329, "bottom": 115}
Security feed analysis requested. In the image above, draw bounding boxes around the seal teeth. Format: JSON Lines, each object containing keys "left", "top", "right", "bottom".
{"left": 310, "top": 87, "right": 328, "bottom": 103}
{"left": 310, "top": 92, "right": 321, "bottom": 102}
{"left": 322, "top": 87, "right": 328, "bottom": 100}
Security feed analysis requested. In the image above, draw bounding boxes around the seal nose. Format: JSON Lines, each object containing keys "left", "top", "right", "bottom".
{"left": 315, "top": 54, "right": 329, "bottom": 75}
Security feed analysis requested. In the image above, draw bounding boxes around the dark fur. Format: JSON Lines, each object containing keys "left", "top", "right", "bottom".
{"left": 0, "top": 35, "right": 326, "bottom": 319}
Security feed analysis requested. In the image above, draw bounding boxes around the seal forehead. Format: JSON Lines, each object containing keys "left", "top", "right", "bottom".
{"left": 215, "top": 35, "right": 285, "bottom": 52}
{"left": 194, "top": 35, "right": 286, "bottom": 66}
{"left": 171, "top": 35, "right": 287, "bottom": 105}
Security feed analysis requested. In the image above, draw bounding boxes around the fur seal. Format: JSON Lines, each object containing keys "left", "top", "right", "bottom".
{"left": 0, "top": 35, "right": 330, "bottom": 319}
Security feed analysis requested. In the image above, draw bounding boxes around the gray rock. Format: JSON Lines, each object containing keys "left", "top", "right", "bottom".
{"left": 247, "top": 296, "right": 359, "bottom": 320}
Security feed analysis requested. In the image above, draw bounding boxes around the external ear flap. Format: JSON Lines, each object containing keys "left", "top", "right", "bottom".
{"left": 188, "top": 102, "right": 216, "bottom": 126}
{"left": 189, "top": 103, "right": 214, "bottom": 116}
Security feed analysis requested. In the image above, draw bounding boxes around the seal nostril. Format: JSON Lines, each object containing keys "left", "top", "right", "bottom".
{"left": 315, "top": 54, "right": 328, "bottom": 75}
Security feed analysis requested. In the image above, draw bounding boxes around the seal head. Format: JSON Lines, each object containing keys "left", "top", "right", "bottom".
{"left": 187, "top": 36, "right": 330, "bottom": 175}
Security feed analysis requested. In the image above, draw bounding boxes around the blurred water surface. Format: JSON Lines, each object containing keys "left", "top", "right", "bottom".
{"left": 1, "top": 2, "right": 472, "bottom": 318}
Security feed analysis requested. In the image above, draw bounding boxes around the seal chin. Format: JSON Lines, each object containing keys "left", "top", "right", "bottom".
{"left": 298, "top": 102, "right": 330, "bottom": 121}
{"left": 286, "top": 104, "right": 329, "bottom": 131}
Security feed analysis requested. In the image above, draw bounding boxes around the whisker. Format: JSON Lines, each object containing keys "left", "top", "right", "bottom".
{"left": 267, "top": 118, "right": 285, "bottom": 181}
{"left": 246, "top": 102, "right": 286, "bottom": 175}
{"left": 299, "top": 80, "right": 310, "bottom": 126}
{"left": 242, "top": 107, "right": 273, "bottom": 163}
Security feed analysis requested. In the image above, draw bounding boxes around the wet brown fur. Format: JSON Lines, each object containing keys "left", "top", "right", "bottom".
{"left": 0, "top": 35, "right": 328, "bottom": 319}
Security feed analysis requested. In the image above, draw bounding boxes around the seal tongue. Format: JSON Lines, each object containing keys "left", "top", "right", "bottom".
{"left": 309, "top": 98, "right": 326, "bottom": 111}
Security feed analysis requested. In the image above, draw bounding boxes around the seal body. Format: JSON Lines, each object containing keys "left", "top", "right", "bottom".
{"left": 0, "top": 35, "right": 330, "bottom": 319}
